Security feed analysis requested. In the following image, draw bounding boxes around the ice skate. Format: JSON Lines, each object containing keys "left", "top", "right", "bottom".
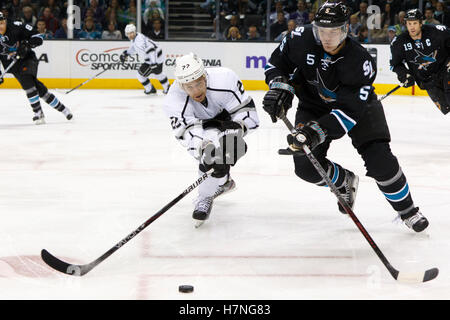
{"left": 338, "top": 170, "right": 359, "bottom": 214}
{"left": 32, "top": 110, "right": 46, "bottom": 125}
{"left": 193, "top": 196, "right": 213, "bottom": 228}
{"left": 401, "top": 207, "right": 429, "bottom": 232}
{"left": 62, "top": 107, "right": 73, "bottom": 120}
{"left": 213, "top": 176, "right": 236, "bottom": 199}
{"left": 144, "top": 86, "right": 157, "bottom": 95}
{"left": 163, "top": 84, "right": 171, "bottom": 95}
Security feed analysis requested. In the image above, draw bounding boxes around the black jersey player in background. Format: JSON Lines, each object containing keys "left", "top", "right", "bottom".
{"left": 390, "top": 9, "right": 450, "bottom": 115}
{"left": 0, "top": 12, "right": 72, "bottom": 124}
{"left": 262, "top": 2, "right": 429, "bottom": 232}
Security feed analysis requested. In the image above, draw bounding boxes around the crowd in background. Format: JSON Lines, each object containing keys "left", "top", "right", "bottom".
{"left": 211, "top": 0, "right": 450, "bottom": 43}
{"left": 0, "top": 0, "right": 449, "bottom": 43}
{"left": 0, "top": 0, "right": 165, "bottom": 40}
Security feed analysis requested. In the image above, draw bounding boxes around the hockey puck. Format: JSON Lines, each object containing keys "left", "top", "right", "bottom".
{"left": 178, "top": 285, "right": 194, "bottom": 293}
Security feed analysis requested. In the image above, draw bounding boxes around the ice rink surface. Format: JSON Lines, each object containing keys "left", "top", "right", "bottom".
{"left": 0, "top": 88, "right": 449, "bottom": 300}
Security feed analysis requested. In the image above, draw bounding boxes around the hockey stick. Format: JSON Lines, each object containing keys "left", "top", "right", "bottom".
{"left": 65, "top": 68, "right": 109, "bottom": 94}
{"left": 41, "top": 172, "right": 210, "bottom": 276}
{"left": 378, "top": 85, "right": 401, "bottom": 102}
{"left": 278, "top": 114, "right": 438, "bottom": 283}
{"left": 0, "top": 58, "right": 18, "bottom": 79}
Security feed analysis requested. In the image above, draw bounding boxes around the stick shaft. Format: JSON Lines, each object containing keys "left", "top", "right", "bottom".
{"left": 378, "top": 85, "right": 401, "bottom": 101}
{"left": 66, "top": 68, "right": 109, "bottom": 94}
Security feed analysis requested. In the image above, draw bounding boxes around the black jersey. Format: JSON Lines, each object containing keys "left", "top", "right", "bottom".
{"left": 0, "top": 21, "right": 43, "bottom": 71}
{"left": 390, "top": 24, "right": 450, "bottom": 83}
{"left": 265, "top": 24, "right": 377, "bottom": 139}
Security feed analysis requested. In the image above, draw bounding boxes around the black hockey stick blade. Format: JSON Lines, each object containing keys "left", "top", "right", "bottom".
{"left": 41, "top": 249, "right": 91, "bottom": 276}
{"left": 278, "top": 148, "right": 294, "bottom": 155}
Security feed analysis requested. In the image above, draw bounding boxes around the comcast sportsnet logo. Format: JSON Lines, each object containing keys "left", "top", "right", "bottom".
{"left": 75, "top": 47, "right": 142, "bottom": 70}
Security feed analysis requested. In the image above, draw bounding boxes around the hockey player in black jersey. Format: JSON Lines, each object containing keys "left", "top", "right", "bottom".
{"left": 0, "top": 12, "right": 72, "bottom": 124}
{"left": 390, "top": 8, "right": 450, "bottom": 115}
{"left": 262, "top": 2, "right": 429, "bottom": 232}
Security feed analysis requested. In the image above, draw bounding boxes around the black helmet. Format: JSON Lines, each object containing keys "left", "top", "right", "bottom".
{"left": 314, "top": 1, "right": 351, "bottom": 28}
{"left": 405, "top": 8, "right": 423, "bottom": 22}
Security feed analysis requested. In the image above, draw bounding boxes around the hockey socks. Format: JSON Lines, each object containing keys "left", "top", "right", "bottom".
{"left": 375, "top": 166, "right": 414, "bottom": 215}
{"left": 42, "top": 92, "right": 73, "bottom": 119}
{"left": 25, "top": 87, "right": 43, "bottom": 114}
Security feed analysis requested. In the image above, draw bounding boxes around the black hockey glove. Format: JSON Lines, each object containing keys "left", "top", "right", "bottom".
{"left": 203, "top": 119, "right": 246, "bottom": 134}
{"left": 397, "top": 72, "right": 414, "bottom": 88}
{"left": 262, "top": 76, "right": 295, "bottom": 123}
{"left": 0, "top": 77, "right": 3, "bottom": 86}
{"left": 119, "top": 51, "right": 129, "bottom": 63}
{"left": 16, "top": 42, "right": 31, "bottom": 59}
{"left": 287, "top": 121, "right": 327, "bottom": 154}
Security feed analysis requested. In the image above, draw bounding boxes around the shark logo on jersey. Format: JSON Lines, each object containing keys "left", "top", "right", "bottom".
{"left": 0, "top": 35, "right": 16, "bottom": 56}
{"left": 320, "top": 53, "right": 344, "bottom": 71}
{"left": 411, "top": 49, "right": 437, "bottom": 70}
{"left": 307, "top": 69, "right": 338, "bottom": 103}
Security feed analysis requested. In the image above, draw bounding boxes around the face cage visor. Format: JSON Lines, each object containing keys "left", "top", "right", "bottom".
{"left": 312, "top": 21, "right": 348, "bottom": 49}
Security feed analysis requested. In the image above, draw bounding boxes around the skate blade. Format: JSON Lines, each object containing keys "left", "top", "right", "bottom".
{"left": 194, "top": 220, "right": 205, "bottom": 228}
{"left": 34, "top": 119, "right": 46, "bottom": 125}
{"left": 340, "top": 176, "right": 359, "bottom": 215}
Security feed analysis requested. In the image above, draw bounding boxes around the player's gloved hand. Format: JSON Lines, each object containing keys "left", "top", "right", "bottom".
{"left": 397, "top": 72, "right": 414, "bottom": 88}
{"left": 262, "top": 76, "right": 295, "bottom": 123}
{"left": 287, "top": 121, "right": 327, "bottom": 154}
{"left": 203, "top": 119, "right": 247, "bottom": 135}
{"left": 16, "top": 42, "right": 31, "bottom": 59}
{"left": 119, "top": 51, "right": 129, "bottom": 63}
{"left": 0, "top": 77, "right": 3, "bottom": 86}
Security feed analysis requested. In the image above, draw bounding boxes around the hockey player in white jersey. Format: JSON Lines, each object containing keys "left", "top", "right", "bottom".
{"left": 163, "top": 53, "right": 259, "bottom": 227}
{"left": 120, "top": 24, "right": 170, "bottom": 95}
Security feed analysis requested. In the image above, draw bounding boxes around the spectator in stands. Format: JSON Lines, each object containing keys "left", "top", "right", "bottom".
{"left": 246, "top": 24, "right": 262, "bottom": 41}
{"left": 40, "top": 6, "right": 59, "bottom": 34}
{"left": 434, "top": 1, "right": 450, "bottom": 27}
{"left": 355, "top": 1, "right": 369, "bottom": 28}
{"left": 289, "top": 0, "right": 309, "bottom": 26}
{"left": 424, "top": 7, "right": 441, "bottom": 25}
{"left": 387, "top": 25, "right": 396, "bottom": 43}
{"left": 6, "top": 0, "right": 21, "bottom": 21}
{"left": 54, "top": 17, "right": 73, "bottom": 39}
{"left": 269, "top": 0, "right": 289, "bottom": 25}
{"left": 223, "top": 14, "right": 244, "bottom": 39}
{"left": 36, "top": 18, "right": 53, "bottom": 39}
{"left": 270, "top": 11, "right": 287, "bottom": 40}
{"left": 104, "top": 0, "right": 122, "bottom": 26}
{"left": 394, "top": 11, "right": 406, "bottom": 36}
{"left": 357, "top": 25, "right": 369, "bottom": 44}
{"left": 84, "top": 7, "right": 103, "bottom": 31}
{"left": 78, "top": 16, "right": 102, "bottom": 40}
{"left": 349, "top": 14, "right": 361, "bottom": 39}
{"left": 275, "top": 19, "right": 297, "bottom": 41}
{"left": 39, "top": 0, "right": 61, "bottom": 20}
{"left": 22, "top": 6, "right": 37, "bottom": 27}
{"left": 101, "top": 21, "right": 122, "bottom": 39}
{"left": 84, "top": 0, "right": 104, "bottom": 25}
{"left": 426, "top": 0, "right": 439, "bottom": 10}
{"left": 307, "top": 11, "right": 315, "bottom": 25}
{"left": 143, "top": 0, "right": 165, "bottom": 25}
{"left": 147, "top": 17, "right": 164, "bottom": 40}
{"left": 117, "top": 1, "right": 133, "bottom": 28}
{"left": 381, "top": 3, "right": 396, "bottom": 30}
{"left": 226, "top": 26, "right": 242, "bottom": 41}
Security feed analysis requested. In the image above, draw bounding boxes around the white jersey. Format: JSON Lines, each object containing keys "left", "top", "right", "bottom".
{"left": 125, "top": 33, "right": 163, "bottom": 65}
{"left": 163, "top": 67, "right": 259, "bottom": 159}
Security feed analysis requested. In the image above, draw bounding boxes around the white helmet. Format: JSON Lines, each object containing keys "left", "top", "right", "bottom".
{"left": 124, "top": 23, "right": 136, "bottom": 35}
{"left": 174, "top": 53, "right": 205, "bottom": 84}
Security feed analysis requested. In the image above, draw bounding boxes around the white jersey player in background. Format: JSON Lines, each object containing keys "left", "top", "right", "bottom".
{"left": 120, "top": 24, "right": 170, "bottom": 95}
{"left": 163, "top": 53, "right": 259, "bottom": 227}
